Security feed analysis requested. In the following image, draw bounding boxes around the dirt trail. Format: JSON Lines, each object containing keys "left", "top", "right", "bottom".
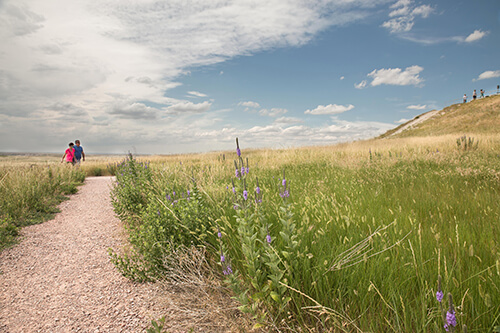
{"left": 0, "top": 177, "right": 166, "bottom": 332}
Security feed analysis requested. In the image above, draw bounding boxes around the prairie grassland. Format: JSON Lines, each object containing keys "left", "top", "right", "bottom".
{"left": 0, "top": 154, "right": 124, "bottom": 176}
{"left": 111, "top": 133, "right": 500, "bottom": 332}
{"left": 0, "top": 163, "right": 86, "bottom": 249}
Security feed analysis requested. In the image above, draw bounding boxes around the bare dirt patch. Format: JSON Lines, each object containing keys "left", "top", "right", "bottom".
{"left": 0, "top": 176, "right": 247, "bottom": 333}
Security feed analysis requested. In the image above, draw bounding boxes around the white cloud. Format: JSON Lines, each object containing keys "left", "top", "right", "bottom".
{"left": 238, "top": 101, "right": 261, "bottom": 109}
{"left": 383, "top": 0, "right": 434, "bottom": 34}
{"left": 340, "top": 76, "right": 345, "bottom": 80}
{"left": 354, "top": 80, "right": 367, "bottom": 89}
{"left": 109, "top": 102, "right": 159, "bottom": 120}
{"left": 407, "top": 104, "right": 427, "bottom": 110}
{"left": 411, "top": 5, "right": 433, "bottom": 18}
{"left": 0, "top": 0, "right": 397, "bottom": 153}
{"left": 166, "top": 101, "right": 211, "bottom": 114}
{"left": 464, "top": 30, "right": 488, "bottom": 43}
{"left": 259, "top": 108, "right": 288, "bottom": 117}
{"left": 396, "top": 118, "right": 410, "bottom": 124}
{"left": 382, "top": 16, "right": 414, "bottom": 33}
{"left": 274, "top": 116, "right": 303, "bottom": 124}
{"left": 305, "top": 104, "right": 354, "bottom": 115}
{"left": 367, "top": 65, "right": 424, "bottom": 86}
{"left": 187, "top": 91, "right": 207, "bottom": 98}
{"left": 474, "top": 70, "right": 500, "bottom": 81}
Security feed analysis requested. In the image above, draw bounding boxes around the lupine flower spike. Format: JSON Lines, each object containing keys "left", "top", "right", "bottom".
{"left": 436, "top": 275, "right": 444, "bottom": 302}
{"left": 266, "top": 226, "right": 272, "bottom": 244}
{"left": 243, "top": 179, "right": 248, "bottom": 201}
{"left": 234, "top": 160, "right": 240, "bottom": 178}
{"left": 446, "top": 293, "right": 457, "bottom": 331}
{"left": 236, "top": 138, "right": 241, "bottom": 157}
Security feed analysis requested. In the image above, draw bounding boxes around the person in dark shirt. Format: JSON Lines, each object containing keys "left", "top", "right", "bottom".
{"left": 74, "top": 140, "right": 85, "bottom": 165}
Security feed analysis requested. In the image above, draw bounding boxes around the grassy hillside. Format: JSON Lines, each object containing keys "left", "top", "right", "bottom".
{"left": 380, "top": 94, "right": 500, "bottom": 138}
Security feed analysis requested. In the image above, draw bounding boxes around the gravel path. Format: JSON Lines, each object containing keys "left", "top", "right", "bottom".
{"left": 0, "top": 177, "right": 166, "bottom": 332}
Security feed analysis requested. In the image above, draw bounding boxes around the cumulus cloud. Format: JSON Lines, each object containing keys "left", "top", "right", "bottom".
{"left": 473, "top": 70, "right": 500, "bottom": 81}
{"left": 367, "top": 65, "right": 424, "bottom": 86}
{"left": 0, "top": 0, "right": 395, "bottom": 153}
{"left": 259, "top": 108, "right": 287, "bottom": 117}
{"left": 407, "top": 104, "right": 427, "bottom": 110}
{"left": 305, "top": 104, "right": 354, "bottom": 115}
{"left": 464, "top": 30, "right": 488, "bottom": 43}
{"left": 239, "top": 101, "right": 261, "bottom": 109}
{"left": 383, "top": 0, "right": 434, "bottom": 34}
{"left": 109, "top": 102, "right": 159, "bottom": 120}
{"left": 396, "top": 118, "right": 410, "bottom": 124}
{"left": 166, "top": 101, "right": 211, "bottom": 114}
{"left": 274, "top": 116, "right": 303, "bottom": 124}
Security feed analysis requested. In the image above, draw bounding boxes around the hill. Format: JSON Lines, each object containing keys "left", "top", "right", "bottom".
{"left": 379, "top": 94, "right": 500, "bottom": 139}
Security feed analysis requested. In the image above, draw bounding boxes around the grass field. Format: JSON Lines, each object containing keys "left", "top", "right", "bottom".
{"left": 3, "top": 96, "right": 499, "bottom": 331}
{"left": 109, "top": 133, "right": 500, "bottom": 332}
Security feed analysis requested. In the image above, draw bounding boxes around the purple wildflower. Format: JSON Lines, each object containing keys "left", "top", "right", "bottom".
{"left": 187, "top": 190, "right": 190, "bottom": 196}
{"left": 221, "top": 254, "right": 225, "bottom": 262}
{"left": 223, "top": 265, "right": 233, "bottom": 275}
{"left": 266, "top": 234, "right": 272, "bottom": 244}
{"left": 446, "top": 310, "right": 456, "bottom": 327}
{"left": 243, "top": 190, "right": 248, "bottom": 201}
{"left": 256, "top": 186, "right": 261, "bottom": 194}
{"left": 282, "top": 178, "right": 286, "bottom": 187}
{"left": 436, "top": 290, "right": 443, "bottom": 303}
{"left": 218, "top": 231, "right": 222, "bottom": 238}
{"left": 157, "top": 210, "right": 161, "bottom": 217}
{"left": 241, "top": 166, "right": 246, "bottom": 176}
{"left": 236, "top": 138, "right": 241, "bottom": 156}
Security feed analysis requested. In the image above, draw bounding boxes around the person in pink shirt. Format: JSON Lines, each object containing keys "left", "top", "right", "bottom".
{"left": 61, "top": 142, "right": 75, "bottom": 165}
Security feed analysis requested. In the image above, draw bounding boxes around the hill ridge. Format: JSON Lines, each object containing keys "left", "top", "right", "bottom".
{"left": 379, "top": 94, "right": 500, "bottom": 139}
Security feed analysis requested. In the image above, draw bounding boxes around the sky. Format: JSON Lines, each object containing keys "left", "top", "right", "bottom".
{"left": 1, "top": 0, "right": 499, "bottom": 155}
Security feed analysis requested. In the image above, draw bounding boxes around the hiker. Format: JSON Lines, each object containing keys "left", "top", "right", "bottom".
{"left": 472, "top": 90, "right": 477, "bottom": 100}
{"left": 61, "top": 142, "right": 75, "bottom": 165}
{"left": 480, "top": 89, "right": 484, "bottom": 98}
{"left": 74, "top": 140, "right": 85, "bottom": 165}
{"left": 463, "top": 94, "right": 467, "bottom": 103}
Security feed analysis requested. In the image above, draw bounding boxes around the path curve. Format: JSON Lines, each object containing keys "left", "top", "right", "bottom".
{"left": 0, "top": 176, "right": 164, "bottom": 332}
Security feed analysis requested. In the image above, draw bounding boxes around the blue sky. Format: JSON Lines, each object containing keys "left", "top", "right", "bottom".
{"left": 1, "top": 0, "right": 499, "bottom": 154}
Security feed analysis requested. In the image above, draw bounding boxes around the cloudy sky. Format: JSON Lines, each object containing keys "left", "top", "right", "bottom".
{"left": 1, "top": 0, "right": 499, "bottom": 154}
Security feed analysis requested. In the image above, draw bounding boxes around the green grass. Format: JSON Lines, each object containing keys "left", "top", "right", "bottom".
{"left": 0, "top": 164, "right": 85, "bottom": 250}
{"left": 110, "top": 138, "right": 500, "bottom": 331}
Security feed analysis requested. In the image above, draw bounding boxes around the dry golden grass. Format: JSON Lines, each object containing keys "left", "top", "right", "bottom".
{"left": 384, "top": 94, "right": 500, "bottom": 138}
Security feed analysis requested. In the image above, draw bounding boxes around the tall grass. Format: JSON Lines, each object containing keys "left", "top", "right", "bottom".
{"left": 111, "top": 135, "right": 500, "bottom": 331}
{"left": 0, "top": 164, "right": 85, "bottom": 250}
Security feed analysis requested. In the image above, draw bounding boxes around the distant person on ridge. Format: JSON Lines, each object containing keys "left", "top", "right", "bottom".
{"left": 74, "top": 140, "right": 85, "bottom": 166}
{"left": 480, "top": 89, "right": 484, "bottom": 98}
{"left": 463, "top": 94, "right": 467, "bottom": 103}
{"left": 61, "top": 142, "right": 75, "bottom": 165}
{"left": 472, "top": 90, "right": 477, "bottom": 100}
